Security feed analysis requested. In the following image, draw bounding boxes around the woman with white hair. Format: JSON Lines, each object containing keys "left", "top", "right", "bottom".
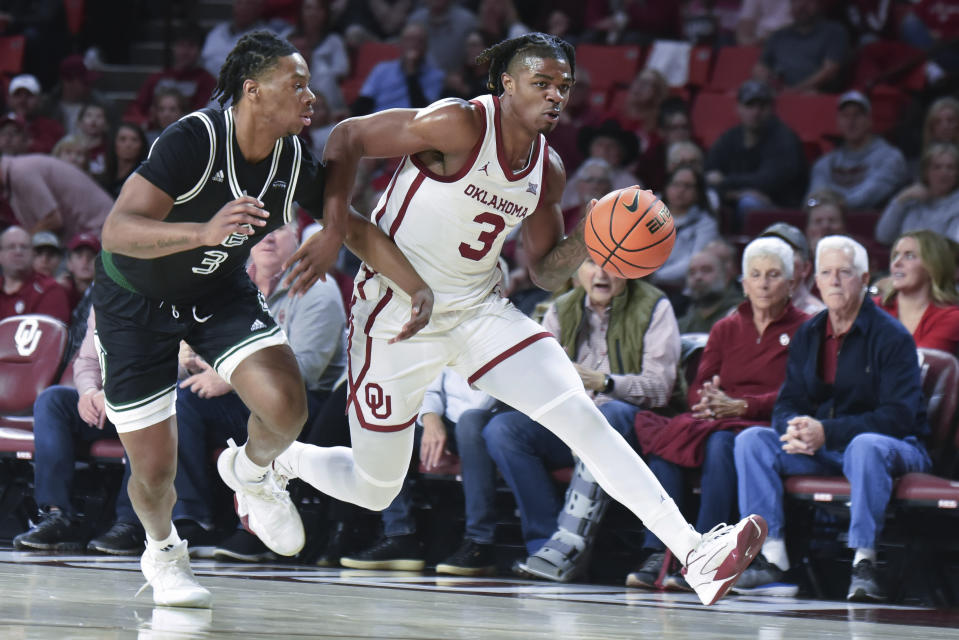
{"left": 628, "top": 236, "right": 809, "bottom": 591}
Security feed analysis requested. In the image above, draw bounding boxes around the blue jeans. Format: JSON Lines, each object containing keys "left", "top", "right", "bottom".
{"left": 32, "top": 385, "right": 135, "bottom": 523}
{"left": 484, "top": 400, "right": 640, "bottom": 554}
{"left": 643, "top": 429, "right": 737, "bottom": 550}
{"left": 734, "top": 426, "right": 932, "bottom": 549}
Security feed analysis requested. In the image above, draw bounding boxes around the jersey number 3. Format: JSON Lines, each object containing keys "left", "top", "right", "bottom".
{"left": 459, "top": 212, "right": 506, "bottom": 261}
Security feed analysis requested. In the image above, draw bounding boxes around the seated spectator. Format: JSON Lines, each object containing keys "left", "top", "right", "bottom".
{"left": 0, "top": 226, "right": 70, "bottom": 322}
{"left": 677, "top": 249, "right": 744, "bottom": 334}
{"left": 587, "top": 0, "right": 681, "bottom": 45}
{"left": 339, "top": 369, "right": 499, "bottom": 574}
{"left": 706, "top": 80, "right": 806, "bottom": 227}
{"left": 6, "top": 74, "right": 64, "bottom": 153}
{"left": 31, "top": 231, "right": 63, "bottom": 278}
{"left": 922, "top": 97, "right": 959, "bottom": 152}
{"left": 476, "top": 0, "right": 530, "bottom": 44}
{"left": 808, "top": 91, "right": 907, "bottom": 211}
{"left": 875, "top": 142, "right": 959, "bottom": 245}
{"left": 629, "top": 237, "right": 808, "bottom": 590}
{"left": 900, "top": 0, "right": 959, "bottom": 80}
{"left": 354, "top": 22, "right": 445, "bottom": 114}
{"left": 667, "top": 140, "right": 720, "bottom": 212}
{"left": 441, "top": 30, "right": 492, "bottom": 101}
{"left": 561, "top": 119, "right": 638, "bottom": 209}
{"left": 101, "top": 122, "right": 148, "bottom": 198}
{"left": 0, "top": 114, "right": 30, "bottom": 156}
{"left": 288, "top": 0, "right": 349, "bottom": 113}
{"left": 128, "top": 23, "right": 216, "bottom": 126}
{"left": 12, "top": 308, "right": 142, "bottom": 554}
{"left": 561, "top": 158, "right": 613, "bottom": 234}
{"left": 760, "top": 222, "right": 825, "bottom": 315}
{"left": 56, "top": 233, "right": 100, "bottom": 313}
{"left": 307, "top": 92, "right": 337, "bottom": 156}
{"left": 753, "top": 0, "right": 849, "bottom": 93}
{"left": 545, "top": 68, "right": 603, "bottom": 175}
{"left": 330, "top": 0, "right": 412, "bottom": 43}
{"left": 876, "top": 230, "right": 959, "bottom": 353}
{"left": 0, "top": 153, "right": 113, "bottom": 243}
{"left": 609, "top": 69, "right": 669, "bottom": 155}
{"left": 407, "top": 0, "right": 479, "bottom": 74}
{"left": 736, "top": 0, "right": 792, "bottom": 45}
{"left": 637, "top": 99, "right": 693, "bottom": 194}
{"left": 487, "top": 257, "right": 682, "bottom": 582}
{"left": 50, "top": 134, "right": 90, "bottom": 173}
{"left": 76, "top": 103, "right": 111, "bottom": 181}
{"left": 804, "top": 188, "right": 848, "bottom": 256}
{"left": 733, "top": 235, "right": 931, "bottom": 601}
{"left": 201, "top": 0, "right": 293, "bottom": 77}
{"left": 649, "top": 165, "right": 719, "bottom": 292}
{"left": 145, "top": 87, "right": 188, "bottom": 147}
{"left": 47, "top": 55, "right": 109, "bottom": 138}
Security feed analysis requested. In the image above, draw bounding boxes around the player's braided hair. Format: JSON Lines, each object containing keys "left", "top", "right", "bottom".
{"left": 212, "top": 30, "right": 298, "bottom": 107}
{"left": 476, "top": 33, "right": 575, "bottom": 95}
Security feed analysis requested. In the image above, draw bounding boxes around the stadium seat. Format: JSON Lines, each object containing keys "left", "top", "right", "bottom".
{"left": 776, "top": 92, "right": 841, "bottom": 145}
{"left": 64, "top": 0, "right": 85, "bottom": 36}
{"left": 742, "top": 208, "right": 805, "bottom": 237}
{"left": 574, "top": 44, "right": 644, "bottom": 92}
{"left": 690, "top": 90, "right": 738, "bottom": 148}
{"left": 687, "top": 45, "right": 713, "bottom": 88}
{"left": 852, "top": 40, "right": 926, "bottom": 93}
{"left": 0, "top": 36, "right": 26, "bottom": 76}
{"left": 681, "top": 333, "right": 709, "bottom": 388}
{"left": 707, "top": 45, "right": 760, "bottom": 93}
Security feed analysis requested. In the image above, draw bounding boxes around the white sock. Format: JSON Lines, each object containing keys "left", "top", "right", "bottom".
{"left": 853, "top": 548, "right": 876, "bottom": 566}
{"left": 762, "top": 538, "right": 789, "bottom": 571}
{"left": 146, "top": 522, "right": 181, "bottom": 553}
{"left": 234, "top": 443, "right": 270, "bottom": 483}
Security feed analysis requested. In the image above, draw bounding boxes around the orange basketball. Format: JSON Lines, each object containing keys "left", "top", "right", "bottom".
{"left": 584, "top": 187, "right": 676, "bottom": 279}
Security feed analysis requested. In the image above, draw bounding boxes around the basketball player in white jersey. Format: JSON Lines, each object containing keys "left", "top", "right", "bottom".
{"left": 278, "top": 33, "right": 767, "bottom": 605}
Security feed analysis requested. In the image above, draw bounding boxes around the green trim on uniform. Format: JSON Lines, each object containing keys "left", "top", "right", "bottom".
{"left": 101, "top": 251, "right": 142, "bottom": 294}
{"left": 213, "top": 325, "right": 283, "bottom": 371}
{"left": 105, "top": 383, "right": 177, "bottom": 413}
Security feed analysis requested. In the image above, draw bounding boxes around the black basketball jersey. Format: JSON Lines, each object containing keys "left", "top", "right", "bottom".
{"left": 99, "top": 106, "right": 324, "bottom": 304}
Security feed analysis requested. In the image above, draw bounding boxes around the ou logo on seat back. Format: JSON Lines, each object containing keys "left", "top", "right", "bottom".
{"left": 14, "top": 317, "right": 42, "bottom": 357}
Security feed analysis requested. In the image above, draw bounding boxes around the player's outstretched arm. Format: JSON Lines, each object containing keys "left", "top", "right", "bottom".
{"left": 522, "top": 148, "right": 588, "bottom": 291}
{"left": 102, "top": 174, "right": 268, "bottom": 259}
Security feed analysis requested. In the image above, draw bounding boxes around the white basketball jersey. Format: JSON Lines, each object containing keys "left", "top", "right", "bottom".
{"left": 363, "top": 94, "right": 549, "bottom": 312}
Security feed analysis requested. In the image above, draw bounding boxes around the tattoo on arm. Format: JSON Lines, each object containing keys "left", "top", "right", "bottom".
{"left": 534, "top": 218, "right": 587, "bottom": 291}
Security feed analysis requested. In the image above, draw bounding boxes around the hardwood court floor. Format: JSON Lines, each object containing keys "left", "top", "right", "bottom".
{"left": 1, "top": 548, "right": 958, "bottom": 639}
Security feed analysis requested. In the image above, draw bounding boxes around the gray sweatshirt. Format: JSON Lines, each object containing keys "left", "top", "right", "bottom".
{"left": 875, "top": 187, "right": 959, "bottom": 245}
{"left": 808, "top": 136, "right": 907, "bottom": 210}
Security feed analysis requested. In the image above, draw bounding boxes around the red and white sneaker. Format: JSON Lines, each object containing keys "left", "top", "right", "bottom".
{"left": 682, "top": 514, "right": 768, "bottom": 605}
{"left": 217, "top": 439, "right": 305, "bottom": 556}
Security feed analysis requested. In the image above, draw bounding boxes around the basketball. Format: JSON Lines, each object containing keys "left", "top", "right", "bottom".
{"left": 584, "top": 187, "right": 676, "bottom": 279}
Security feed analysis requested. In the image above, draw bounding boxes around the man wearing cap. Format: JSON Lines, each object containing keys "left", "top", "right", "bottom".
{"left": 0, "top": 152, "right": 112, "bottom": 243}
{"left": 32, "top": 231, "right": 63, "bottom": 278}
{"left": 0, "top": 226, "right": 70, "bottom": 323}
{"left": 6, "top": 74, "right": 64, "bottom": 154}
{"left": 807, "top": 91, "right": 907, "bottom": 211}
{"left": 760, "top": 222, "right": 825, "bottom": 315}
{"left": 48, "top": 56, "right": 110, "bottom": 137}
{"left": 705, "top": 80, "right": 806, "bottom": 226}
{"left": 57, "top": 233, "right": 100, "bottom": 311}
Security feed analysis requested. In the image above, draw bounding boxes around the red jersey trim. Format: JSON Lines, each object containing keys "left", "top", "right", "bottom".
{"left": 374, "top": 157, "right": 406, "bottom": 226}
{"left": 493, "top": 95, "right": 542, "bottom": 182}
{"left": 536, "top": 139, "right": 550, "bottom": 212}
{"left": 409, "top": 99, "right": 487, "bottom": 183}
{"left": 388, "top": 172, "right": 425, "bottom": 239}
{"left": 467, "top": 331, "right": 553, "bottom": 386}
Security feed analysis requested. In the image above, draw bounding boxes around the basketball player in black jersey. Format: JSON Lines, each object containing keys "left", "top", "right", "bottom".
{"left": 94, "top": 32, "right": 432, "bottom": 607}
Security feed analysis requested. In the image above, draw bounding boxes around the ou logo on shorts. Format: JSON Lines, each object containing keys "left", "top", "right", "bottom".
{"left": 365, "top": 383, "right": 393, "bottom": 419}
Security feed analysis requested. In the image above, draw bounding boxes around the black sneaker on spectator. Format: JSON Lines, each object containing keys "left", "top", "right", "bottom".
{"left": 847, "top": 559, "right": 886, "bottom": 602}
{"left": 662, "top": 571, "right": 693, "bottom": 592}
{"left": 436, "top": 539, "right": 497, "bottom": 576}
{"left": 316, "top": 521, "right": 354, "bottom": 567}
{"left": 625, "top": 551, "right": 666, "bottom": 589}
{"left": 212, "top": 529, "right": 277, "bottom": 563}
{"left": 340, "top": 534, "right": 424, "bottom": 571}
{"left": 174, "top": 519, "right": 218, "bottom": 559}
{"left": 729, "top": 553, "right": 799, "bottom": 597}
{"left": 87, "top": 521, "right": 145, "bottom": 555}
{"left": 13, "top": 509, "right": 85, "bottom": 552}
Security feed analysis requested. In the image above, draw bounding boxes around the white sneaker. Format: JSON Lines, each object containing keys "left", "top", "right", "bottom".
{"left": 682, "top": 514, "right": 768, "bottom": 606}
{"left": 216, "top": 438, "right": 305, "bottom": 556}
{"left": 137, "top": 541, "right": 212, "bottom": 608}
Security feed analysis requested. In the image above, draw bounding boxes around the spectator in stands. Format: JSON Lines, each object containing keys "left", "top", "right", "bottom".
{"left": 637, "top": 99, "right": 692, "bottom": 195}
{"left": 706, "top": 80, "right": 806, "bottom": 227}
{"left": 561, "top": 158, "right": 612, "bottom": 235}
{"left": 666, "top": 140, "right": 720, "bottom": 211}
{"left": 354, "top": 22, "right": 444, "bottom": 114}
{"left": 733, "top": 235, "right": 931, "bottom": 602}
{"left": 407, "top": 0, "right": 479, "bottom": 74}
{"left": 12, "top": 308, "right": 142, "bottom": 554}
{"left": 808, "top": 91, "right": 907, "bottom": 212}
{"left": 0, "top": 115, "right": 29, "bottom": 155}
{"left": 76, "top": 102, "right": 110, "bottom": 181}
{"left": 101, "top": 122, "right": 148, "bottom": 198}
{"left": 476, "top": 0, "right": 530, "bottom": 44}
{"left": 0, "top": 226, "right": 70, "bottom": 322}
{"left": 288, "top": 0, "right": 349, "bottom": 113}
{"left": 629, "top": 237, "right": 808, "bottom": 590}
{"left": 736, "top": 0, "right": 792, "bottom": 45}
{"left": 31, "top": 231, "right": 62, "bottom": 279}
{"left": 0, "top": 153, "right": 113, "bottom": 243}
{"left": 562, "top": 119, "right": 638, "bottom": 209}
{"left": 877, "top": 230, "right": 959, "bottom": 353}
{"left": 587, "top": 0, "right": 681, "bottom": 45}
{"left": 703, "top": 237, "right": 740, "bottom": 283}
{"left": 339, "top": 369, "right": 498, "bottom": 573}
{"left": 760, "top": 222, "right": 825, "bottom": 315}
{"left": 753, "top": 0, "right": 849, "bottom": 93}
{"left": 201, "top": 0, "right": 292, "bottom": 77}
{"left": 900, "top": 0, "right": 959, "bottom": 79}
{"left": 56, "top": 233, "right": 99, "bottom": 313}
{"left": 804, "top": 188, "right": 848, "bottom": 255}
{"left": 48, "top": 55, "right": 108, "bottom": 137}
{"left": 441, "top": 30, "right": 492, "bottom": 101}
{"left": 173, "top": 223, "right": 347, "bottom": 562}
{"left": 677, "top": 249, "right": 743, "bottom": 334}
{"left": 145, "top": 87, "right": 188, "bottom": 147}
{"left": 6, "top": 74, "right": 63, "bottom": 154}
{"left": 875, "top": 142, "right": 959, "bottom": 245}
{"left": 610, "top": 68, "right": 669, "bottom": 156}
{"left": 331, "top": 0, "right": 412, "bottom": 43}
{"left": 50, "top": 134, "right": 89, "bottom": 173}
{"left": 922, "top": 97, "right": 959, "bottom": 153}
{"left": 649, "top": 165, "right": 719, "bottom": 292}
{"left": 307, "top": 92, "right": 337, "bottom": 155}
{"left": 128, "top": 23, "right": 216, "bottom": 126}
{"left": 545, "top": 68, "right": 602, "bottom": 175}
{"left": 486, "top": 257, "right": 682, "bottom": 582}
{"left": 544, "top": 9, "right": 578, "bottom": 46}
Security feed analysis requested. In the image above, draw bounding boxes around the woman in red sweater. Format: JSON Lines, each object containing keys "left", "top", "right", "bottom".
{"left": 876, "top": 229, "right": 959, "bottom": 353}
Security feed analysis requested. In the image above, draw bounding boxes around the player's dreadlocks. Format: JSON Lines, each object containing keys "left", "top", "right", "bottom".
{"left": 212, "top": 31, "right": 298, "bottom": 108}
{"left": 477, "top": 33, "right": 576, "bottom": 95}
